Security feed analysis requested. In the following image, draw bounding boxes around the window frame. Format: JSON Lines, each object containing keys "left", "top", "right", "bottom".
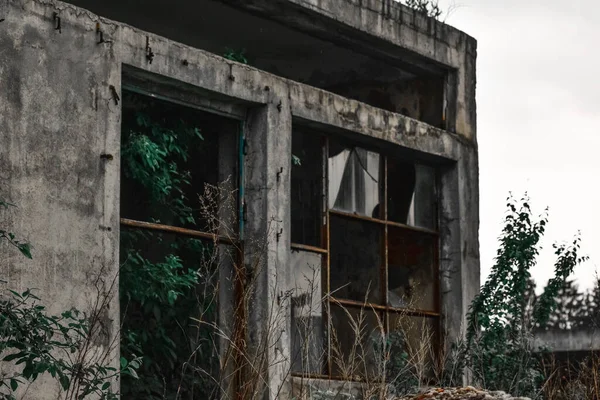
{"left": 290, "top": 131, "right": 441, "bottom": 379}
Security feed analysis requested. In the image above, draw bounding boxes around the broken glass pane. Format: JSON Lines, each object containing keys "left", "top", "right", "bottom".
{"left": 387, "top": 161, "right": 437, "bottom": 229}
{"left": 291, "top": 130, "right": 323, "bottom": 246}
{"left": 328, "top": 140, "right": 382, "bottom": 218}
{"left": 120, "top": 91, "right": 239, "bottom": 234}
{"left": 329, "top": 305, "right": 383, "bottom": 378}
{"left": 330, "top": 215, "right": 383, "bottom": 303}
{"left": 290, "top": 250, "right": 325, "bottom": 374}
{"left": 387, "top": 227, "right": 437, "bottom": 311}
{"left": 388, "top": 314, "right": 439, "bottom": 384}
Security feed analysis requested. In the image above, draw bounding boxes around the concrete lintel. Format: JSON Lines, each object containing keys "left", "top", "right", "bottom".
{"left": 534, "top": 329, "right": 600, "bottom": 353}
{"left": 289, "top": 82, "right": 468, "bottom": 161}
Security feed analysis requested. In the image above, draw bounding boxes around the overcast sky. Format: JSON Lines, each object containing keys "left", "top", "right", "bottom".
{"left": 433, "top": 0, "right": 600, "bottom": 293}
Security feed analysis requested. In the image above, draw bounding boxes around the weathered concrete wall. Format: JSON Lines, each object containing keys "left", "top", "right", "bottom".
{"left": 0, "top": 0, "right": 478, "bottom": 397}
{"left": 0, "top": 1, "right": 121, "bottom": 397}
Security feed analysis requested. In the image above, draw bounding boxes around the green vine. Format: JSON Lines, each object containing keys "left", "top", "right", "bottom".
{"left": 120, "top": 92, "right": 220, "bottom": 399}
{"left": 464, "top": 194, "right": 586, "bottom": 396}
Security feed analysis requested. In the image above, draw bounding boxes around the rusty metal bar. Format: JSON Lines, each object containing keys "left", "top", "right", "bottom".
{"left": 328, "top": 209, "right": 386, "bottom": 225}
{"left": 120, "top": 218, "right": 235, "bottom": 245}
{"left": 329, "top": 297, "right": 440, "bottom": 318}
{"left": 291, "top": 242, "right": 328, "bottom": 255}
{"left": 329, "top": 209, "right": 439, "bottom": 236}
{"left": 324, "top": 135, "right": 333, "bottom": 378}
{"left": 386, "top": 305, "right": 441, "bottom": 318}
{"left": 384, "top": 219, "right": 439, "bottom": 236}
{"left": 290, "top": 371, "right": 384, "bottom": 383}
{"left": 382, "top": 155, "right": 389, "bottom": 333}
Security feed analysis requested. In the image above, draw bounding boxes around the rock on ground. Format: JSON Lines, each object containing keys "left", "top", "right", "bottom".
{"left": 395, "top": 386, "right": 531, "bottom": 400}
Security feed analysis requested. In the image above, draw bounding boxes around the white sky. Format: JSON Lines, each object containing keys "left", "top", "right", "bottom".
{"left": 434, "top": 0, "right": 600, "bottom": 293}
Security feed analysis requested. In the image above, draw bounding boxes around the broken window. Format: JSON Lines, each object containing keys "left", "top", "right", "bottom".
{"left": 328, "top": 139, "right": 382, "bottom": 218}
{"left": 291, "top": 132, "right": 440, "bottom": 381}
{"left": 388, "top": 227, "right": 437, "bottom": 311}
{"left": 330, "top": 215, "right": 383, "bottom": 303}
{"left": 329, "top": 305, "right": 383, "bottom": 377}
{"left": 119, "top": 90, "right": 240, "bottom": 399}
{"left": 387, "top": 161, "right": 437, "bottom": 229}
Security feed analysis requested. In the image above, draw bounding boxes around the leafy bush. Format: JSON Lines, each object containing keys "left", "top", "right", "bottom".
{"left": 464, "top": 195, "right": 586, "bottom": 397}
{"left": 119, "top": 92, "right": 221, "bottom": 398}
{"left": 402, "top": 0, "right": 442, "bottom": 19}
{"left": 0, "top": 197, "right": 138, "bottom": 399}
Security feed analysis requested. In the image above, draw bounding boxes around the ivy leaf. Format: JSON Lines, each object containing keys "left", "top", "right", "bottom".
{"left": 59, "top": 375, "right": 70, "bottom": 391}
{"left": 292, "top": 154, "right": 302, "bottom": 166}
{"left": 18, "top": 243, "right": 32, "bottom": 259}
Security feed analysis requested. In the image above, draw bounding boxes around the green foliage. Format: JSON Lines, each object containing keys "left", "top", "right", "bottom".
{"left": 223, "top": 48, "right": 248, "bottom": 64}
{"left": 0, "top": 196, "right": 139, "bottom": 399}
{"left": 292, "top": 154, "right": 302, "bottom": 166}
{"left": 382, "top": 331, "right": 419, "bottom": 395}
{"left": 464, "top": 195, "right": 586, "bottom": 397}
{"left": 121, "top": 104, "right": 203, "bottom": 226}
{"left": 120, "top": 92, "right": 220, "bottom": 399}
{"left": 0, "top": 200, "right": 32, "bottom": 259}
{"left": 402, "top": 0, "right": 442, "bottom": 19}
{"left": 0, "top": 289, "right": 140, "bottom": 400}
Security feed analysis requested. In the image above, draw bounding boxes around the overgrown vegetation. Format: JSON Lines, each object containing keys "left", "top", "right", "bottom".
{"left": 464, "top": 195, "right": 588, "bottom": 398}
{"left": 0, "top": 198, "right": 138, "bottom": 399}
{"left": 401, "top": 0, "right": 442, "bottom": 19}
{"left": 223, "top": 48, "right": 248, "bottom": 64}
{"left": 119, "top": 92, "right": 223, "bottom": 398}
{"left": 3, "top": 116, "right": 599, "bottom": 400}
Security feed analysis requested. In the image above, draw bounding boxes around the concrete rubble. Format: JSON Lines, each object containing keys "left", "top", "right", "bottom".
{"left": 396, "top": 387, "right": 531, "bottom": 400}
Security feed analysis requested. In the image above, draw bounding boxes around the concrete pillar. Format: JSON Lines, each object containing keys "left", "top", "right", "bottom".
{"left": 243, "top": 93, "right": 292, "bottom": 399}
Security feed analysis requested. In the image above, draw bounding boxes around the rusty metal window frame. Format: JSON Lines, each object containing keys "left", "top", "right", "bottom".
{"left": 290, "top": 132, "right": 441, "bottom": 380}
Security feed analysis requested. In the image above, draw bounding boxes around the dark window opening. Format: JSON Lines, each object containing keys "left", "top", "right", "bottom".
{"left": 119, "top": 90, "right": 240, "bottom": 399}
{"left": 329, "top": 305, "right": 383, "bottom": 378}
{"left": 388, "top": 227, "right": 437, "bottom": 311}
{"left": 387, "top": 161, "right": 437, "bottom": 229}
{"left": 291, "top": 130, "right": 323, "bottom": 247}
{"left": 330, "top": 215, "right": 383, "bottom": 304}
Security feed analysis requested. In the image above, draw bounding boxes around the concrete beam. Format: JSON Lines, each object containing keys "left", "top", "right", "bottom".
{"left": 534, "top": 330, "right": 600, "bottom": 353}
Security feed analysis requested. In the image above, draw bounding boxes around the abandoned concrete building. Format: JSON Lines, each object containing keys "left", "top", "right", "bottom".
{"left": 0, "top": 0, "right": 478, "bottom": 398}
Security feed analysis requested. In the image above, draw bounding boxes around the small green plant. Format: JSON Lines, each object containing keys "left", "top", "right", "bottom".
{"left": 0, "top": 200, "right": 31, "bottom": 259}
{"left": 1, "top": 195, "right": 138, "bottom": 399}
{"left": 223, "top": 48, "right": 248, "bottom": 64}
{"left": 402, "top": 0, "right": 442, "bottom": 19}
{"left": 382, "top": 331, "right": 419, "bottom": 395}
{"left": 0, "top": 289, "right": 140, "bottom": 400}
